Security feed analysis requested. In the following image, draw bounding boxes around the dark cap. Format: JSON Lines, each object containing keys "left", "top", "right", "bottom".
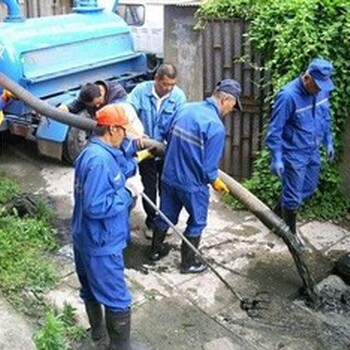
{"left": 307, "top": 58, "right": 334, "bottom": 91}
{"left": 215, "top": 79, "right": 242, "bottom": 110}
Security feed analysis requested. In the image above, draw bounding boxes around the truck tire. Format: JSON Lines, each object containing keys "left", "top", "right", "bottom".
{"left": 63, "top": 126, "right": 91, "bottom": 164}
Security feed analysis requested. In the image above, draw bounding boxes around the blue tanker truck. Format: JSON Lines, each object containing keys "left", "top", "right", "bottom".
{"left": 0, "top": 0, "right": 148, "bottom": 163}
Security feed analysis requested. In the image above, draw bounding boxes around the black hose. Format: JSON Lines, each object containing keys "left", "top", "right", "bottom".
{"left": 0, "top": 72, "right": 96, "bottom": 131}
{"left": 0, "top": 72, "right": 166, "bottom": 155}
{"left": 218, "top": 170, "right": 320, "bottom": 307}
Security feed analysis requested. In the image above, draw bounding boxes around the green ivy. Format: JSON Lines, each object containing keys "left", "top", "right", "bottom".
{"left": 199, "top": 0, "right": 350, "bottom": 219}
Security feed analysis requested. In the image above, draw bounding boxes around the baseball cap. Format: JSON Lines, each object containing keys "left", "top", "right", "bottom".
{"left": 96, "top": 104, "right": 138, "bottom": 136}
{"left": 307, "top": 58, "right": 334, "bottom": 91}
{"left": 215, "top": 79, "right": 242, "bottom": 110}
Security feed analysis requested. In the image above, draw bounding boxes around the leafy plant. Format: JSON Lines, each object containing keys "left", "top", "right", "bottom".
{"left": 199, "top": 0, "right": 350, "bottom": 219}
{"left": 34, "top": 304, "right": 86, "bottom": 350}
{"left": 34, "top": 309, "right": 66, "bottom": 350}
{"left": 0, "top": 172, "right": 20, "bottom": 203}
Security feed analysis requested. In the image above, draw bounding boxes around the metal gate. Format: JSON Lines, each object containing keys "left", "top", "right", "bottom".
{"left": 202, "top": 19, "right": 266, "bottom": 181}
{"left": 0, "top": 0, "right": 72, "bottom": 20}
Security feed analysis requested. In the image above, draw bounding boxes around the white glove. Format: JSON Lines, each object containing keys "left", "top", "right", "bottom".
{"left": 125, "top": 174, "right": 143, "bottom": 197}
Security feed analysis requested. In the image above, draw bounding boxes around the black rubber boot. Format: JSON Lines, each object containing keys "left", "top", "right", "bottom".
{"left": 180, "top": 236, "right": 208, "bottom": 274}
{"left": 283, "top": 208, "right": 306, "bottom": 247}
{"left": 105, "top": 309, "right": 131, "bottom": 350}
{"left": 273, "top": 201, "right": 282, "bottom": 217}
{"left": 148, "top": 226, "right": 170, "bottom": 262}
{"left": 283, "top": 209, "right": 297, "bottom": 234}
{"left": 84, "top": 300, "right": 105, "bottom": 341}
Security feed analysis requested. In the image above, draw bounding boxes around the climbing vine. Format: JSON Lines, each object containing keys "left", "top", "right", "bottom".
{"left": 198, "top": 0, "right": 350, "bottom": 219}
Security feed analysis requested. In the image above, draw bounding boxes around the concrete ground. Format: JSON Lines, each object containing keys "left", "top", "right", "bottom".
{"left": 1, "top": 138, "right": 350, "bottom": 349}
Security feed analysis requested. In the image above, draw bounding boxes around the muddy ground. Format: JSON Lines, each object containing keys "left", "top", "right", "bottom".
{"left": 1, "top": 135, "right": 350, "bottom": 350}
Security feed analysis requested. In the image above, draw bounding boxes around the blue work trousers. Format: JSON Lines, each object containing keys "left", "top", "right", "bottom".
{"left": 282, "top": 149, "right": 321, "bottom": 210}
{"left": 154, "top": 182, "right": 209, "bottom": 236}
{"left": 74, "top": 246, "right": 131, "bottom": 312}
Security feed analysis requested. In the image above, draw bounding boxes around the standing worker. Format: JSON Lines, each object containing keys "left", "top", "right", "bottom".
{"left": 59, "top": 80, "right": 127, "bottom": 118}
{"left": 265, "top": 58, "right": 335, "bottom": 238}
{"left": 149, "top": 79, "right": 242, "bottom": 274}
{"left": 128, "top": 63, "right": 186, "bottom": 238}
{"left": 71, "top": 104, "right": 146, "bottom": 349}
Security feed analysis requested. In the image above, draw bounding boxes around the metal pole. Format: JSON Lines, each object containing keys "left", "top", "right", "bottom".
{"left": 140, "top": 192, "right": 244, "bottom": 301}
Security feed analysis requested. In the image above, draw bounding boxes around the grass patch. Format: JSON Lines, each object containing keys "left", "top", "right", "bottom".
{"left": 0, "top": 173, "right": 86, "bottom": 349}
{"left": 0, "top": 172, "right": 59, "bottom": 300}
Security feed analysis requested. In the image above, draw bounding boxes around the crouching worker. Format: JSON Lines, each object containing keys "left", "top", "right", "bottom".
{"left": 71, "top": 104, "right": 146, "bottom": 349}
{"left": 149, "top": 79, "right": 242, "bottom": 274}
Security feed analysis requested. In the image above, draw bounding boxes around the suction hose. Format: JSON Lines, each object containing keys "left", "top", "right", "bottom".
{"left": 0, "top": 72, "right": 319, "bottom": 305}
{"left": 218, "top": 170, "right": 320, "bottom": 306}
{"left": 0, "top": 72, "right": 165, "bottom": 155}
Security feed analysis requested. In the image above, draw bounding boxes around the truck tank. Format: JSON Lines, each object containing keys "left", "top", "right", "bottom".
{"left": 0, "top": 0, "right": 147, "bottom": 162}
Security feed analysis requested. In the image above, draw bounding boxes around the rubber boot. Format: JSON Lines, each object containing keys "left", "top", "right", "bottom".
{"left": 283, "top": 208, "right": 305, "bottom": 246}
{"left": 84, "top": 300, "right": 105, "bottom": 341}
{"left": 273, "top": 201, "right": 282, "bottom": 217}
{"left": 283, "top": 209, "right": 297, "bottom": 234}
{"left": 180, "top": 236, "right": 208, "bottom": 274}
{"left": 148, "top": 226, "right": 170, "bottom": 262}
{"left": 105, "top": 309, "right": 131, "bottom": 350}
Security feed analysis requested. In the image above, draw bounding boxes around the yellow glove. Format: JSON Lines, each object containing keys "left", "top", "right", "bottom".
{"left": 58, "top": 104, "right": 69, "bottom": 112}
{"left": 1, "top": 89, "right": 15, "bottom": 102}
{"left": 0, "top": 110, "right": 3, "bottom": 124}
{"left": 135, "top": 149, "right": 153, "bottom": 163}
{"left": 212, "top": 178, "right": 229, "bottom": 195}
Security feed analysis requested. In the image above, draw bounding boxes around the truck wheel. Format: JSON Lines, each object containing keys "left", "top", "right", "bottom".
{"left": 63, "top": 126, "right": 91, "bottom": 164}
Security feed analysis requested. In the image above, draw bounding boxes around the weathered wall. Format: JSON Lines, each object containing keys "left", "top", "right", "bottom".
{"left": 164, "top": 11, "right": 266, "bottom": 180}
{"left": 164, "top": 5, "right": 203, "bottom": 102}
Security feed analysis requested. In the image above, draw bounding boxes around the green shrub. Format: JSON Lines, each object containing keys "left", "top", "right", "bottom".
{"left": 199, "top": 0, "right": 350, "bottom": 219}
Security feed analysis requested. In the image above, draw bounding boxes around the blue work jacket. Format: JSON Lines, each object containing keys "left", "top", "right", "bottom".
{"left": 72, "top": 137, "right": 135, "bottom": 256}
{"left": 127, "top": 81, "right": 186, "bottom": 141}
{"left": 265, "top": 77, "right": 333, "bottom": 158}
{"left": 162, "top": 97, "right": 225, "bottom": 192}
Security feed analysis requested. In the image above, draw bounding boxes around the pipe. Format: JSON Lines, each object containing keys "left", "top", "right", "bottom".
{"left": 0, "top": 72, "right": 319, "bottom": 306}
{"left": 138, "top": 137, "right": 319, "bottom": 305}
{"left": 0, "top": 72, "right": 96, "bottom": 130}
{"left": 0, "top": 72, "right": 167, "bottom": 156}
{"left": 112, "top": 0, "right": 119, "bottom": 13}
{"left": 2, "top": 0, "right": 25, "bottom": 22}
{"left": 218, "top": 170, "right": 320, "bottom": 307}
{"left": 73, "top": 0, "right": 103, "bottom": 13}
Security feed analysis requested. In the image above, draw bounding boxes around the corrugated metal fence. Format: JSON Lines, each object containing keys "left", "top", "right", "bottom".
{"left": 0, "top": 0, "right": 71, "bottom": 20}
{"left": 202, "top": 19, "right": 266, "bottom": 181}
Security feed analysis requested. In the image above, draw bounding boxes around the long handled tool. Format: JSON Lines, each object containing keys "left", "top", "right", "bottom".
{"left": 141, "top": 192, "right": 269, "bottom": 313}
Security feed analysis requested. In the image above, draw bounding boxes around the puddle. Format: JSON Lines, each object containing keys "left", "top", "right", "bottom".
{"left": 123, "top": 241, "right": 150, "bottom": 273}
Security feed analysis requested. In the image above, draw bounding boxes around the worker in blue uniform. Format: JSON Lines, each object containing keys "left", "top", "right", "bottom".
{"left": 71, "top": 104, "right": 150, "bottom": 350}
{"left": 265, "top": 58, "right": 335, "bottom": 238}
{"left": 148, "top": 79, "right": 242, "bottom": 274}
{"left": 128, "top": 63, "right": 186, "bottom": 238}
